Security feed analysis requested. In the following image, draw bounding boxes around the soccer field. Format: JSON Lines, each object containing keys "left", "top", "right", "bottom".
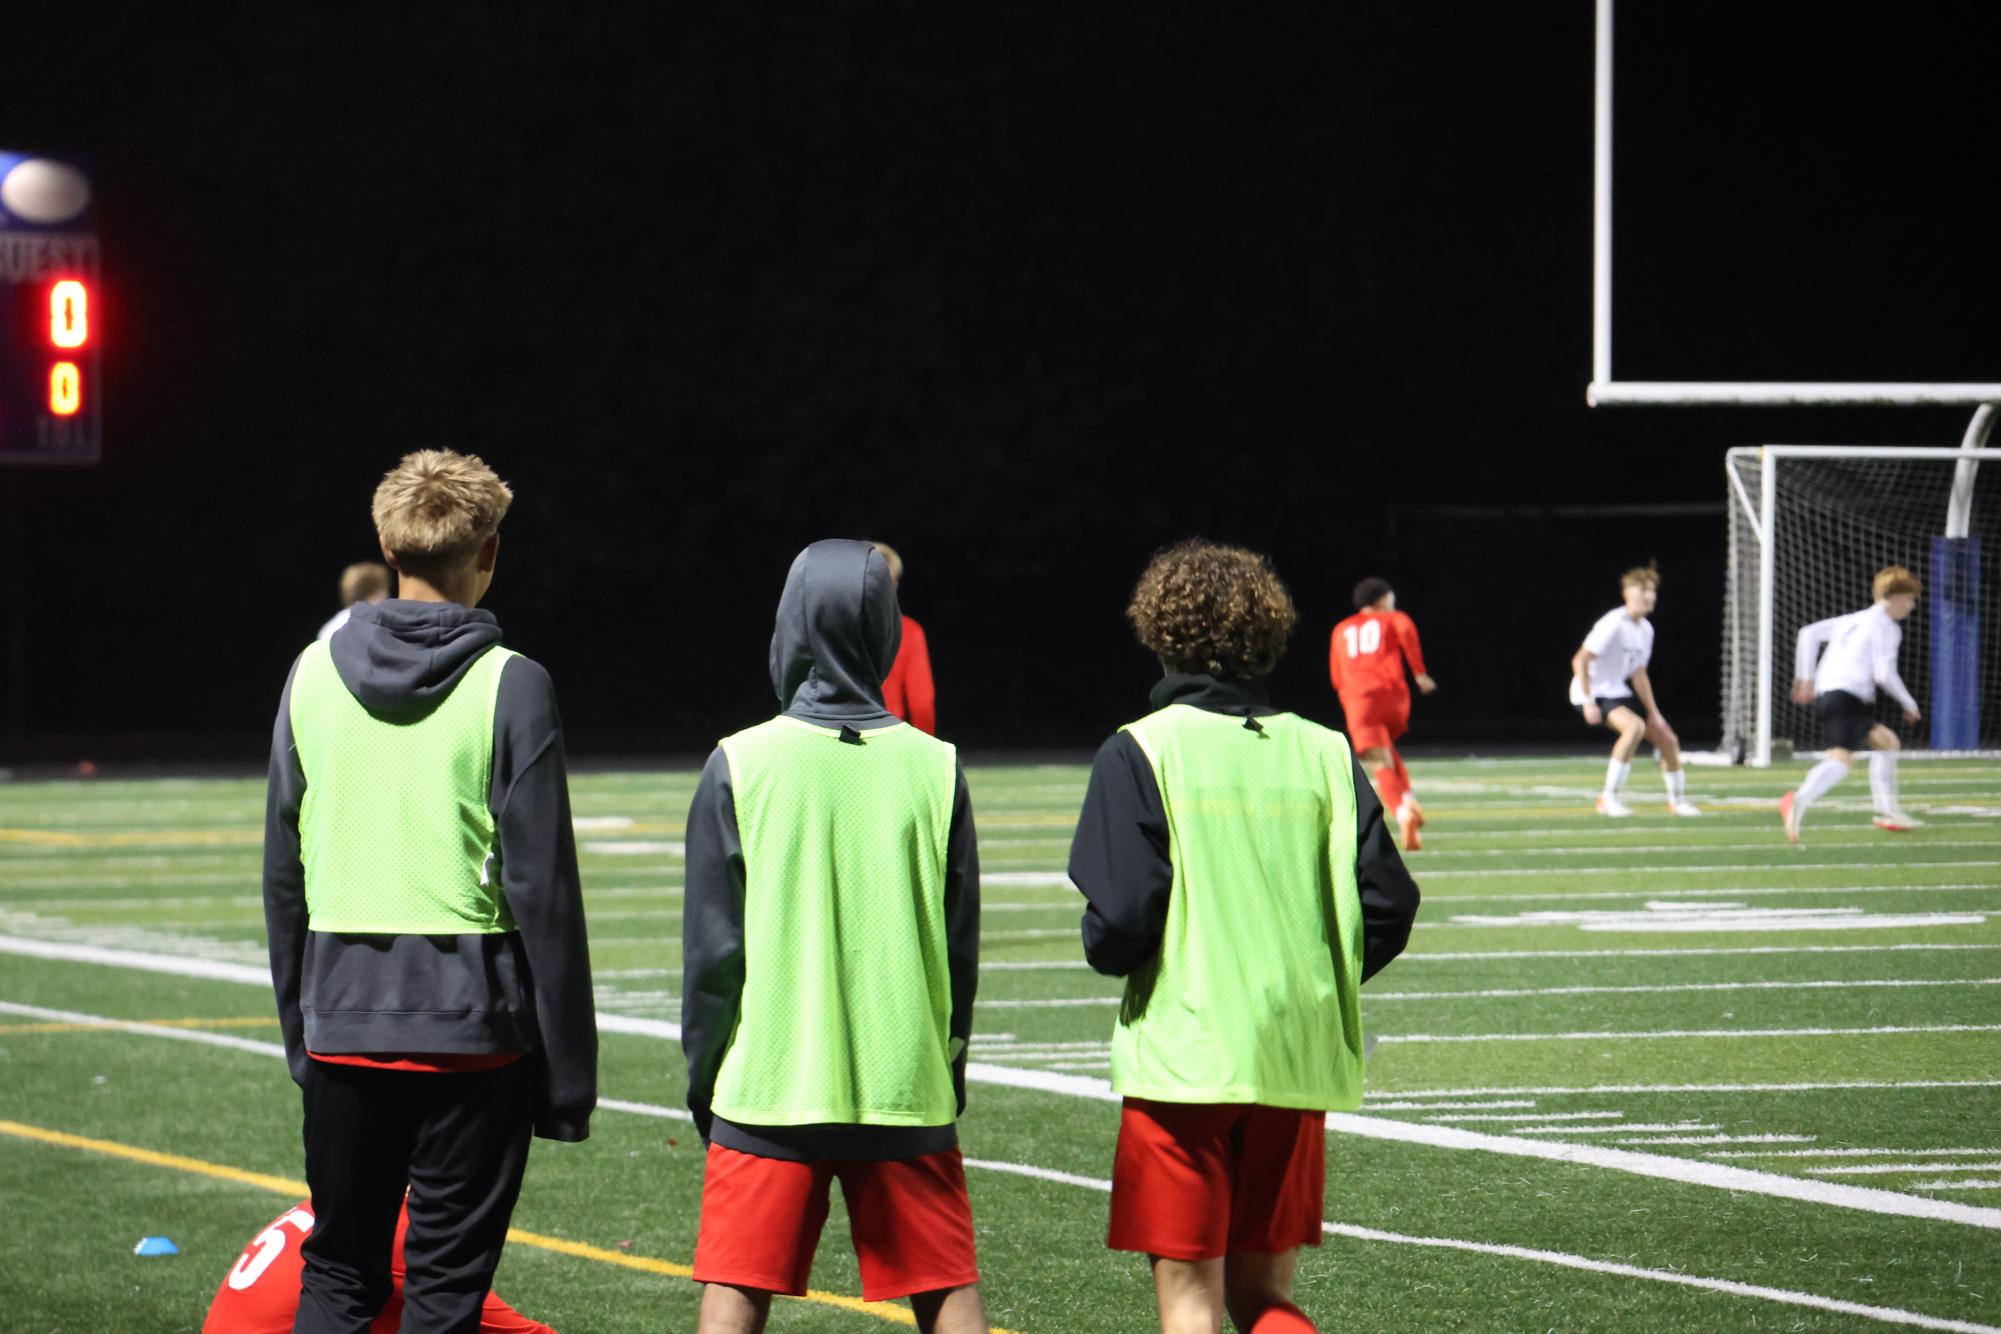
{"left": 3, "top": 757, "right": 1998, "bottom": 1332}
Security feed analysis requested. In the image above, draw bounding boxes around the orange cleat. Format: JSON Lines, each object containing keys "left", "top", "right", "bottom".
{"left": 1779, "top": 790, "right": 1799, "bottom": 845}
{"left": 1397, "top": 798, "right": 1424, "bottom": 852}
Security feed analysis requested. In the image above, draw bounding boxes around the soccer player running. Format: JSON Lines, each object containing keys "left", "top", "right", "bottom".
{"left": 682, "top": 539, "right": 986, "bottom": 1334}
{"left": 1570, "top": 562, "right": 1701, "bottom": 817}
{"left": 1070, "top": 540, "right": 1421, "bottom": 1334}
{"left": 1781, "top": 565, "right": 1925, "bottom": 841}
{"left": 1329, "top": 577, "right": 1437, "bottom": 851}
{"left": 265, "top": 450, "right": 596, "bottom": 1333}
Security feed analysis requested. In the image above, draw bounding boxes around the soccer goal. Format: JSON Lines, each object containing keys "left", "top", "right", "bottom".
{"left": 1721, "top": 441, "right": 2000, "bottom": 766}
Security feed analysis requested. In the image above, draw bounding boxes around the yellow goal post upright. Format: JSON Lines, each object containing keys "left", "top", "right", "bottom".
{"left": 1584, "top": 0, "right": 1998, "bottom": 767}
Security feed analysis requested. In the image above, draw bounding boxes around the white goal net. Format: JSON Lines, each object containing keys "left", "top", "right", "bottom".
{"left": 1723, "top": 445, "right": 2000, "bottom": 765}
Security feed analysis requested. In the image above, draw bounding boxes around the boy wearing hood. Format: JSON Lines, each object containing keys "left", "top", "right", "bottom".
{"left": 682, "top": 539, "right": 986, "bottom": 1334}
{"left": 264, "top": 450, "right": 596, "bottom": 1334}
{"left": 1068, "top": 540, "right": 1420, "bottom": 1334}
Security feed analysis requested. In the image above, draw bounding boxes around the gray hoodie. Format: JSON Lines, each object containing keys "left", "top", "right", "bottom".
{"left": 681, "top": 539, "right": 981, "bottom": 1161}
{"left": 263, "top": 599, "right": 597, "bottom": 1141}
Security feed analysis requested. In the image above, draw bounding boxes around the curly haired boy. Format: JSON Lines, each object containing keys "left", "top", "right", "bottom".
{"left": 1068, "top": 540, "right": 1421, "bottom": 1334}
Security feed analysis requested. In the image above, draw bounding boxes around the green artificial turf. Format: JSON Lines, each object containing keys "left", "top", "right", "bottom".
{"left": 2, "top": 757, "right": 1998, "bottom": 1331}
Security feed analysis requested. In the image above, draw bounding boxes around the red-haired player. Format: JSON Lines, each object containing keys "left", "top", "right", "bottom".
{"left": 1330, "top": 578, "right": 1436, "bottom": 851}
{"left": 203, "top": 1200, "right": 556, "bottom": 1334}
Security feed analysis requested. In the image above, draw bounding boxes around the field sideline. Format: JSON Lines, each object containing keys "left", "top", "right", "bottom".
{"left": 2, "top": 756, "right": 1998, "bottom": 1332}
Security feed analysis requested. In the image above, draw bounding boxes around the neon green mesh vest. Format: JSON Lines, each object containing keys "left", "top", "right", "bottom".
{"left": 1112, "top": 704, "right": 1366, "bottom": 1110}
{"left": 712, "top": 716, "right": 960, "bottom": 1127}
{"left": 288, "top": 639, "right": 518, "bottom": 934}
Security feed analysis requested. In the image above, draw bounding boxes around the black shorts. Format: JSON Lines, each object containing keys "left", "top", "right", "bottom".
{"left": 1575, "top": 695, "right": 1639, "bottom": 725}
{"left": 1815, "top": 689, "right": 1876, "bottom": 752}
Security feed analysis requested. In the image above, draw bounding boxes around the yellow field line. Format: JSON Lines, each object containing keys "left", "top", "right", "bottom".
{"left": 0, "top": 1119, "right": 1000, "bottom": 1330}
{"left": 0, "top": 1016, "right": 277, "bottom": 1035}
{"left": 0, "top": 827, "right": 262, "bottom": 847}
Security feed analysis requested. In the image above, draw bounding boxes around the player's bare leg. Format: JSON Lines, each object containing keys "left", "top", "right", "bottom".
{"left": 1644, "top": 714, "right": 1699, "bottom": 816}
{"left": 1150, "top": 1255, "right": 1224, "bottom": 1333}
{"left": 1596, "top": 707, "right": 1646, "bottom": 817}
{"left": 1224, "top": 1250, "right": 1315, "bottom": 1331}
{"left": 698, "top": 1282, "right": 772, "bottom": 1334}
{"left": 910, "top": 1283, "right": 990, "bottom": 1334}
{"left": 1785, "top": 744, "right": 1853, "bottom": 844}
{"left": 1357, "top": 744, "right": 1416, "bottom": 846}
{"left": 1864, "top": 725, "right": 1920, "bottom": 830}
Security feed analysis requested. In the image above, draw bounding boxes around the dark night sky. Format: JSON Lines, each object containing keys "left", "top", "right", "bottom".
{"left": 1, "top": 3, "right": 1995, "bottom": 759}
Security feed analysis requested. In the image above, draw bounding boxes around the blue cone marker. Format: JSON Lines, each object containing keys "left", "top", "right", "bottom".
{"left": 133, "top": 1236, "right": 179, "bottom": 1257}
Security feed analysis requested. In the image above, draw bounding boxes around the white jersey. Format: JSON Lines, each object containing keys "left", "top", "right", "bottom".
{"left": 1572, "top": 607, "right": 1653, "bottom": 702}
{"left": 316, "top": 606, "right": 352, "bottom": 642}
{"left": 1795, "top": 604, "right": 1918, "bottom": 713}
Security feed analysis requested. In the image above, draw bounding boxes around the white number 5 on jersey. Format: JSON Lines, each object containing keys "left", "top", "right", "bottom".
{"left": 227, "top": 1207, "right": 315, "bottom": 1290}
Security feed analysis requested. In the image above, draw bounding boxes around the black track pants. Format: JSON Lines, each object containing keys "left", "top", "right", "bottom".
{"left": 294, "top": 1058, "right": 534, "bottom": 1334}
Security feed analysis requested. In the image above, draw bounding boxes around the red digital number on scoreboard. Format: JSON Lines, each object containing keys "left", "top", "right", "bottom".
{"left": 50, "top": 279, "right": 88, "bottom": 349}
{"left": 36, "top": 279, "right": 90, "bottom": 417}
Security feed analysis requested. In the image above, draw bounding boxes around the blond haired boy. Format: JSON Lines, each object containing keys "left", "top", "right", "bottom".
{"left": 264, "top": 449, "right": 595, "bottom": 1333}
{"left": 316, "top": 561, "right": 391, "bottom": 641}
{"left": 1570, "top": 562, "right": 1700, "bottom": 817}
{"left": 1781, "top": 566, "right": 1925, "bottom": 840}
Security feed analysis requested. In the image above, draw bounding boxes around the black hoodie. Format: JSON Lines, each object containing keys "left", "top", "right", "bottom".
{"left": 681, "top": 539, "right": 981, "bottom": 1161}
{"left": 1068, "top": 672, "right": 1421, "bottom": 983}
{"left": 263, "top": 599, "right": 597, "bottom": 1142}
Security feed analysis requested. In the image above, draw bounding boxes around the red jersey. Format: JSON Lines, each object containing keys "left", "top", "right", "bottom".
{"left": 882, "top": 613, "right": 937, "bottom": 735}
{"left": 203, "top": 1201, "right": 556, "bottom": 1334}
{"left": 1329, "top": 610, "right": 1426, "bottom": 698}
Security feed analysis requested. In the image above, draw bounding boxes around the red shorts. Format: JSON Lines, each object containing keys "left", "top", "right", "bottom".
{"left": 1108, "top": 1099, "right": 1326, "bottom": 1261}
{"left": 1340, "top": 690, "right": 1410, "bottom": 753}
{"left": 692, "top": 1144, "right": 979, "bottom": 1302}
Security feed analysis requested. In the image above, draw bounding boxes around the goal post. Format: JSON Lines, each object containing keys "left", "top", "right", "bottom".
{"left": 1722, "top": 444, "right": 2001, "bottom": 766}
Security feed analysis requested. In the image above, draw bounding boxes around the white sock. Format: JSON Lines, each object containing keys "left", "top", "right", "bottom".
{"left": 1869, "top": 751, "right": 1898, "bottom": 814}
{"left": 1795, "top": 758, "right": 1849, "bottom": 814}
{"left": 1605, "top": 759, "right": 1631, "bottom": 798}
{"left": 1664, "top": 767, "right": 1686, "bottom": 802}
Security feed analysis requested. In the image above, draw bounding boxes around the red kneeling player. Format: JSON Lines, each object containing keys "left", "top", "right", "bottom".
{"left": 203, "top": 1200, "right": 556, "bottom": 1334}
{"left": 1329, "top": 577, "right": 1436, "bottom": 850}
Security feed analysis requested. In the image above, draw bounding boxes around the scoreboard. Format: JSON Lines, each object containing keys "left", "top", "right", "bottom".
{"left": 0, "top": 152, "right": 100, "bottom": 466}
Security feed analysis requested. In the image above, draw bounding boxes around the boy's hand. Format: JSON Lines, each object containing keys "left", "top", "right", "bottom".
{"left": 1582, "top": 702, "right": 1602, "bottom": 726}
{"left": 1790, "top": 679, "right": 1815, "bottom": 705}
{"left": 1415, "top": 673, "right": 1438, "bottom": 695}
{"left": 1903, "top": 706, "right": 1922, "bottom": 725}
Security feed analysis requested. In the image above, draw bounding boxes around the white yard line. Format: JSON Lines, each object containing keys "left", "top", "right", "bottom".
{"left": 1519, "top": 1122, "right": 1718, "bottom": 1136}
{"left": 1421, "top": 883, "right": 2001, "bottom": 905}
{"left": 1401, "top": 943, "right": 2001, "bottom": 963}
{"left": 986, "top": 942, "right": 2001, "bottom": 971}
{"left": 1911, "top": 1181, "right": 2001, "bottom": 1191}
{"left": 959, "top": 1158, "right": 2001, "bottom": 1334}
{"left": 984, "top": 977, "right": 1999, "bottom": 1006}
{"left": 1809, "top": 1163, "right": 2001, "bottom": 1177}
{"left": 1711, "top": 1148, "right": 2001, "bottom": 1159}
{"left": 1421, "top": 1111, "right": 1623, "bottom": 1123}
{"left": 0, "top": 1000, "right": 287, "bottom": 1057}
{"left": 14, "top": 938, "right": 2001, "bottom": 1237}
{"left": 1418, "top": 843, "right": 2001, "bottom": 860}
{"left": 1619, "top": 1134, "right": 1820, "bottom": 1146}
{"left": 1379, "top": 1023, "right": 2001, "bottom": 1045}
{"left": 1362, "top": 1099, "right": 1538, "bottom": 1111}
{"left": 1373, "top": 1077, "right": 2001, "bottom": 1098}
{"left": 1416, "top": 861, "right": 2001, "bottom": 879}
{"left": 1308, "top": 1221, "right": 2001, "bottom": 1333}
